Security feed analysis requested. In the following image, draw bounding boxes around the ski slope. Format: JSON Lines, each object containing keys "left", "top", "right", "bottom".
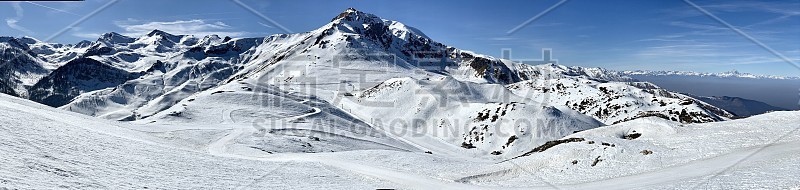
{"left": 3, "top": 93, "right": 800, "bottom": 189}
{"left": 0, "top": 94, "right": 397, "bottom": 189}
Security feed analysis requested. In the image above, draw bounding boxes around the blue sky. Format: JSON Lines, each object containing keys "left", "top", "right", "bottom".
{"left": 1, "top": 0, "right": 799, "bottom": 76}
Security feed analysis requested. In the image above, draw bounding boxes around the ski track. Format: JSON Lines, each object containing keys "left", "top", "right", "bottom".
{"left": 204, "top": 99, "right": 497, "bottom": 189}
{"left": 207, "top": 99, "right": 320, "bottom": 156}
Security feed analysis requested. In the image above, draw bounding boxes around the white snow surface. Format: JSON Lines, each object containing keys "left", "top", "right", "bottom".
{"left": 3, "top": 93, "right": 800, "bottom": 189}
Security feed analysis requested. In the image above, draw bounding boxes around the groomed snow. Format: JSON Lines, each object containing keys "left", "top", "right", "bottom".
{"left": 3, "top": 93, "right": 800, "bottom": 189}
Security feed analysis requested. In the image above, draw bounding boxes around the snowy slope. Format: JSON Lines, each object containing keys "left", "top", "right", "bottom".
{"left": 344, "top": 76, "right": 602, "bottom": 158}
{"left": 133, "top": 78, "right": 419, "bottom": 153}
{"left": 3, "top": 92, "right": 799, "bottom": 189}
{"left": 0, "top": 93, "right": 401, "bottom": 189}
{"left": 457, "top": 111, "right": 800, "bottom": 189}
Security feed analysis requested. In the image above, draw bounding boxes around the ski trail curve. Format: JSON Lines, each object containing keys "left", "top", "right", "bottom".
{"left": 207, "top": 100, "right": 320, "bottom": 158}
{"left": 203, "top": 99, "right": 499, "bottom": 189}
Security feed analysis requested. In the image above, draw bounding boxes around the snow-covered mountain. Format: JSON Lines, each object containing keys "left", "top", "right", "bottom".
{"left": 0, "top": 36, "right": 57, "bottom": 97}
{"left": 506, "top": 64, "right": 734, "bottom": 124}
{"left": 0, "top": 8, "right": 734, "bottom": 158}
{"left": 61, "top": 32, "right": 264, "bottom": 120}
{"left": 170, "top": 8, "right": 606, "bottom": 157}
{"left": 2, "top": 8, "right": 799, "bottom": 189}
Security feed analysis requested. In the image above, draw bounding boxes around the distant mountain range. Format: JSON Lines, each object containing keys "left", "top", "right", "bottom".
{"left": 622, "top": 70, "right": 800, "bottom": 80}
{"left": 621, "top": 70, "right": 799, "bottom": 110}
{"left": 692, "top": 95, "right": 788, "bottom": 117}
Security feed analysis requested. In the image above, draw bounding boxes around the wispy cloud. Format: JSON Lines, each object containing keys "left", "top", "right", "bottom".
{"left": 257, "top": 22, "right": 274, "bottom": 28}
{"left": 665, "top": 1, "right": 800, "bottom": 19}
{"left": 24, "top": 1, "right": 80, "bottom": 16}
{"left": 668, "top": 21, "right": 727, "bottom": 30}
{"left": 70, "top": 27, "right": 102, "bottom": 39}
{"left": 527, "top": 22, "right": 567, "bottom": 28}
{"left": 488, "top": 37, "right": 517, "bottom": 41}
{"left": 6, "top": 2, "right": 34, "bottom": 35}
{"left": 113, "top": 19, "right": 251, "bottom": 37}
{"left": 652, "top": 1, "right": 800, "bottom": 40}
{"left": 626, "top": 1, "right": 800, "bottom": 72}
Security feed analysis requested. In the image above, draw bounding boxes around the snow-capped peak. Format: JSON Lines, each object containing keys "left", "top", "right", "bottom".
{"left": 98, "top": 32, "right": 135, "bottom": 45}
{"left": 329, "top": 8, "right": 430, "bottom": 40}
{"left": 146, "top": 29, "right": 176, "bottom": 38}
{"left": 16, "top": 36, "right": 41, "bottom": 45}
{"left": 331, "top": 8, "right": 373, "bottom": 22}
{"left": 73, "top": 40, "right": 93, "bottom": 48}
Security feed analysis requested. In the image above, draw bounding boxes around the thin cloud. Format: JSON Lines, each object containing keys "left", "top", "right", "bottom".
{"left": 114, "top": 19, "right": 250, "bottom": 37}
{"left": 24, "top": 1, "right": 80, "bottom": 16}
{"left": 163, "top": 12, "right": 239, "bottom": 19}
{"left": 665, "top": 1, "right": 800, "bottom": 18}
{"left": 631, "top": 1, "right": 800, "bottom": 72}
{"left": 69, "top": 26, "right": 101, "bottom": 40}
{"left": 71, "top": 32, "right": 102, "bottom": 39}
{"left": 257, "top": 22, "right": 274, "bottom": 28}
{"left": 668, "top": 21, "right": 727, "bottom": 30}
{"left": 6, "top": 2, "right": 34, "bottom": 35}
{"left": 488, "top": 37, "right": 516, "bottom": 41}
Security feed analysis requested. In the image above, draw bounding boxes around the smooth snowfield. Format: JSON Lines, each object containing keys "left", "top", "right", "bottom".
{"left": 3, "top": 94, "right": 800, "bottom": 189}
{"left": 0, "top": 94, "right": 399, "bottom": 189}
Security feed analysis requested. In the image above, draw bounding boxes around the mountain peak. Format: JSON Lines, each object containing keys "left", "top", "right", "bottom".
{"left": 18, "top": 36, "right": 40, "bottom": 44}
{"left": 330, "top": 7, "right": 381, "bottom": 23}
{"left": 100, "top": 32, "right": 123, "bottom": 38}
{"left": 99, "top": 32, "right": 135, "bottom": 44}
{"left": 73, "top": 40, "right": 93, "bottom": 48}
{"left": 146, "top": 29, "right": 176, "bottom": 37}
